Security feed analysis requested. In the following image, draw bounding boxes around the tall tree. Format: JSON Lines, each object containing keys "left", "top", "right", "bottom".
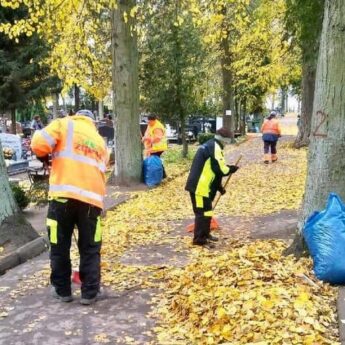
{"left": 0, "top": 0, "right": 142, "bottom": 184}
{"left": 0, "top": 6, "right": 54, "bottom": 132}
{"left": 285, "top": 0, "right": 324, "bottom": 148}
{"left": 140, "top": 0, "right": 207, "bottom": 157}
{"left": 232, "top": 0, "right": 299, "bottom": 116}
{"left": 111, "top": 0, "right": 141, "bottom": 184}
{"left": 301, "top": 0, "right": 345, "bottom": 222}
{"left": 286, "top": 0, "right": 345, "bottom": 257}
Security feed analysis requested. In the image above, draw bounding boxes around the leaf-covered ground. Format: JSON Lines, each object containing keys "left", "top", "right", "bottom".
{"left": 0, "top": 116, "right": 340, "bottom": 344}
{"left": 96, "top": 122, "right": 339, "bottom": 344}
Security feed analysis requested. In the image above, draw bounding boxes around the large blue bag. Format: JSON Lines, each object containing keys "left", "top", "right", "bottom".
{"left": 303, "top": 193, "right": 345, "bottom": 284}
{"left": 143, "top": 155, "right": 163, "bottom": 187}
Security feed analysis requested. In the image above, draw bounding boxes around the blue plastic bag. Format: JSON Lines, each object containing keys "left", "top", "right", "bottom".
{"left": 303, "top": 193, "right": 345, "bottom": 284}
{"left": 143, "top": 155, "right": 163, "bottom": 187}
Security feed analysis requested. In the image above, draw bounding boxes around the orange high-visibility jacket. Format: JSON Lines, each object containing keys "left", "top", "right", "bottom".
{"left": 261, "top": 119, "right": 281, "bottom": 135}
{"left": 143, "top": 119, "right": 168, "bottom": 153}
{"left": 31, "top": 116, "right": 109, "bottom": 209}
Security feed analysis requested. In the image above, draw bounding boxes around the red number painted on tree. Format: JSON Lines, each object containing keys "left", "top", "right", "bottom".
{"left": 313, "top": 110, "right": 328, "bottom": 137}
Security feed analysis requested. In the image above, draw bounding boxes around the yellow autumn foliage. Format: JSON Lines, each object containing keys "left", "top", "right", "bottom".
{"left": 152, "top": 240, "right": 339, "bottom": 344}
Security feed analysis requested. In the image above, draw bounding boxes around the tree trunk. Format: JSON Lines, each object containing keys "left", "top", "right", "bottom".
{"left": 173, "top": 0, "right": 187, "bottom": 158}
{"left": 74, "top": 84, "right": 80, "bottom": 111}
{"left": 241, "top": 98, "right": 247, "bottom": 136}
{"left": 280, "top": 88, "right": 287, "bottom": 114}
{"left": 220, "top": 5, "right": 234, "bottom": 136}
{"left": 110, "top": 1, "right": 142, "bottom": 185}
{"left": 220, "top": 46, "right": 234, "bottom": 134}
{"left": 0, "top": 142, "right": 39, "bottom": 250}
{"left": 10, "top": 108, "right": 16, "bottom": 134}
{"left": 52, "top": 93, "right": 59, "bottom": 119}
{"left": 271, "top": 93, "right": 275, "bottom": 110}
{"left": 294, "top": 61, "right": 316, "bottom": 148}
{"left": 286, "top": 0, "right": 345, "bottom": 257}
{"left": 0, "top": 142, "right": 18, "bottom": 224}
{"left": 98, "top": 100, "right": 104, "bottom": 120}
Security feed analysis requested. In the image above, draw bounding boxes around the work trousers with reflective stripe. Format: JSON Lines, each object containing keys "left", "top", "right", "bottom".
{"left": 190, "top": 193, "right": 213, "bottom": 244}
{"left": 47, "top": 199, "right": 102, "bottom": 299}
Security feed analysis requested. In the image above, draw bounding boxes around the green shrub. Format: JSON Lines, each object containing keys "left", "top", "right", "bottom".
{"left": 10, "top": 183, "right": 30, "bottom": 209}
{"left": 198, "top": 132, "right": 215, "bottom": 144}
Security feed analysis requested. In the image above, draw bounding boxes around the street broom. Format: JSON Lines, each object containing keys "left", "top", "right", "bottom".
{"left": 186, "top": 154, "right": 242, "bottom": 232}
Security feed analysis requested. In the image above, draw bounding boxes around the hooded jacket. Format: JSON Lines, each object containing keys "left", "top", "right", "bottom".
{"left": 185, "top": 138, "right": 230, "bottom": 200}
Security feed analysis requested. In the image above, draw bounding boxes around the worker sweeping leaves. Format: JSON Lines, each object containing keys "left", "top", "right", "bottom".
{"left": 31, "top": 109, "right": 108, "bottom": 305}
{"left": 185, "top": 127, "right": 239, "bottom": 248}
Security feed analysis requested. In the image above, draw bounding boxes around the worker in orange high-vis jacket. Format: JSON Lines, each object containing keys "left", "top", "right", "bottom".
{"left": 261, "top": 111, "right": 282, "bottom": 164}
{"left": 142, "top": 115, "right": 168, "bottom": 177}
{"left": 31, "top": 109, "right": 109, "bottom": 305}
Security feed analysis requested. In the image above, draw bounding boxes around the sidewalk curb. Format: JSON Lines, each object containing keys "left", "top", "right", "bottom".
{"left": 0, "top": 236, "right": 49, "bottom": 275}
{"left": 0, "top": 194, "right": 132, "bottom": 276}
{"left": 337, "top": 287, "right": 345, "bottom": 344}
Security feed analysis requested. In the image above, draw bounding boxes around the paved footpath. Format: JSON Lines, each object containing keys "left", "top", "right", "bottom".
{"left": 0, "top": 118, "right": 343, "bottom": 344}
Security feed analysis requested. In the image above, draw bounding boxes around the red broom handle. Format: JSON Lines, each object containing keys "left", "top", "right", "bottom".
{"left": 213, "top": 154, "right": 242, "bottom": 210}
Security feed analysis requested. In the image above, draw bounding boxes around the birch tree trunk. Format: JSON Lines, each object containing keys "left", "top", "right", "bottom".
{"left": 110, "top": 0, "right": 142, "bottom": 185}
{"left": 286, "top": 0, "right": 345, "bottom": 257}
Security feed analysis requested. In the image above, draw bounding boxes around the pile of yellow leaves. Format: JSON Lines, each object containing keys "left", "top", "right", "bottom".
{"left": 153, "top": 240, "right": 339, "bottom": 345}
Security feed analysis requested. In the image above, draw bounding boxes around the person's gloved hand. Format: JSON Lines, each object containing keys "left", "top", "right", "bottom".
{"left": 218, "top": 186, "right": 226, "bottom": 195}
{"left": 37, "top": 155, "right": 50, "bottom": 165}
{"left": 228, "top": 165, "right": 239, "bottom": 174}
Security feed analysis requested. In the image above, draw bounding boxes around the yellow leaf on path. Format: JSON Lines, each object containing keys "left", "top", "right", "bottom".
{"left": 204, "top": 271, "right": 213, "bottom": 278}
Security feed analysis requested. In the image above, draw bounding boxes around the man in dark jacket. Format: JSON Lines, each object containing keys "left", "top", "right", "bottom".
{"left": 185, "top": 127, "right": 239, "bottom": 247}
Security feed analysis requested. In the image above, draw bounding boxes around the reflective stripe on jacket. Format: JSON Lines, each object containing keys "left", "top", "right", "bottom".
{"left": 31, "top": 116, "right": 108, "bottom": 209}
{"left": 185, "top": 139, "right": 230, "bottom": 199}
{"left": 261, "top": 119, "right": 281, "bottom": 135}
{"left": 144, "top": 120, "right": 168, "bottom": 153}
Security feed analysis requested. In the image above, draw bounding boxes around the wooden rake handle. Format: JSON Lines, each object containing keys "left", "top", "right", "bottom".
{"left": 213, "top": 154, "right": 243, "bottom": 210}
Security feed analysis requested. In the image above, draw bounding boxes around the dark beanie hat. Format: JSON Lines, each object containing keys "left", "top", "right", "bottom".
{"left": 215, "top": 127, "right": 233, "bottom": 143}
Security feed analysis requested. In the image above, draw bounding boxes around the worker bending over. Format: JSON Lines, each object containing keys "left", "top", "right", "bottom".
{"left": 31, "top": 109, "right": 108, "bottom": 305}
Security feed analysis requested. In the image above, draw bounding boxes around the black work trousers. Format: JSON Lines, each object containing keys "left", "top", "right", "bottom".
{"left": 263, "top": 140, "right": 277, "bottom": 154}
{"left": 190, "top": 193, "right": 213, "bottom": 244}
{"left": 47, "top": 199, "right": 102, "bottom": 299}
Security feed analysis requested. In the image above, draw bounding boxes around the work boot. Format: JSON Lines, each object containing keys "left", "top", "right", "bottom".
{"left": 203, "top": 242, "right": 216, "bottom": 249}
{"left": 207, "top": 234, "right": 219, "bottom": 242}
{"left": 192, "top": 239, "right": 207, "bottom": 246}
{"left": 80, "top": 290, "right": 102, "bottom": 306}
{"left": 51, "top": 287, "right": 73, "bottom": 303}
